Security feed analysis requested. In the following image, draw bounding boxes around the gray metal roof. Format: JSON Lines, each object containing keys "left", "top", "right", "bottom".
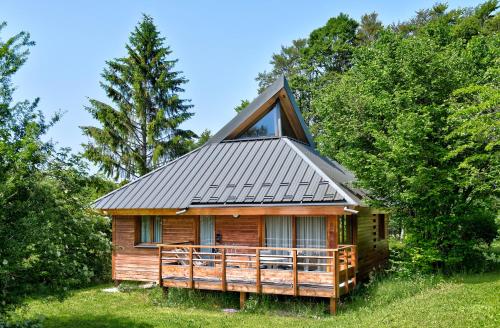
{"left": 207, "top": 76, "right": 315, "bottom": 146}
{"left": 93, "top": 137, "right": 361, "bottom": 210}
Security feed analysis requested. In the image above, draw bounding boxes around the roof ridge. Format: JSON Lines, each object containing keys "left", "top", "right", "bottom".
{"left": 91, "top": 144, "right": 207, "bottom": 207}
{"left": 282, "top": 138, "right": 358, "bottom": 205}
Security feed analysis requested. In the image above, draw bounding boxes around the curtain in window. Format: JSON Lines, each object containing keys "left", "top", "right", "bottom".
{"left": 200, "top": 216, "right": 215, "bottom": 246}
{"left": 200, "top": 216, "right": 215, "bottom": 261}
{"left": 141, "top": 216, "right": 151, "bottom": 243}
{"left": 265, "top": 216, "right": 292, "bottom": 255}
{"left": 153, "top": 216, "right": 162, "bottom": 243}
{"left": 296, "top": 216, "right": 326, "bottom": 271}
{"left": 296, "top": 216, "right": 326, "bottom": 248}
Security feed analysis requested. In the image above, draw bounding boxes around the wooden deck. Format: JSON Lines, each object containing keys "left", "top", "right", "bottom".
{"left": 157, "top": 244, "right": 357, "bottom": 314}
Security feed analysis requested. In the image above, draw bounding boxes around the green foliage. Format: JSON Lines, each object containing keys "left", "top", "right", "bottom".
{"left": 81, "top": 15, "right": 195, "bottom": 179}
{"left": 311, "top": 2, "right": 499, "bottom": 271}
{"left": 258, "top": 1, "right": 500, "bottom": 272}
{"left": 0, "top": 22, "right": 115, "bottom": 315}
{"left": 233, "top": 99, "right": 250, "bottom": 113}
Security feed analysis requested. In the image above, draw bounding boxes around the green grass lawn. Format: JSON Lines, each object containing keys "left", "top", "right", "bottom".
{"left": 11, "top": 271, "right": 500, "bottom": 328}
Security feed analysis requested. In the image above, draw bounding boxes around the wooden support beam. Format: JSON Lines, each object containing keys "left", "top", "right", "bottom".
{"left": 104, "top": 205, "right": 348, "bottom": 217}
{"left": 239, "top": 292, "right": 247, "bottom": 309}
{"left": 334, "top": 250, "right": 339, "bottom": 298}
{"left": 330, "top": 297, "right": 338, "bottom": 315}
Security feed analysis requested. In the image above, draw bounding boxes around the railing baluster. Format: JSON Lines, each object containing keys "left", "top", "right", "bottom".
{"left": 189, "top": 247, "right": 193, "bottom": 289}
{"left": 158, "top": 245, "right": 162, "bottom": 285}
{"left": 344, "top": 248, "right": 349, "bottom": 293}
{"left": 256, "top": 248, "right": 261, "bottom": 293}
{"left": 292, "top": 249, "right": 298, "bottom": 296}
{"left": 351, "top": 245, "right": 357, "bottom": 288}
{"left": 221, "top": 248, "right": 227, "bottom": 291}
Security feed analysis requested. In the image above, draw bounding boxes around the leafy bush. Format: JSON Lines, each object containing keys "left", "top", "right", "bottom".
{"left": 0, "top": 23, "right": 115, "bottom": 315}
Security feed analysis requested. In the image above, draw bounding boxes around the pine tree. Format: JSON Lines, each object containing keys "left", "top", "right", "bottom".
{"left": 81, "top": 15, "right": 195, "bottom": 179}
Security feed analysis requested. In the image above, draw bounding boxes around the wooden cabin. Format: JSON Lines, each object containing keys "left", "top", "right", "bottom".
{"left": 93, "top": 76, "right": 389, "bottom": 314}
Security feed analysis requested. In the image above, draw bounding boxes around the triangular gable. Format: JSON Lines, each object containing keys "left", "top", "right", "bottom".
{"left": 208, "top": 76, "right": 315, "bottom": 146}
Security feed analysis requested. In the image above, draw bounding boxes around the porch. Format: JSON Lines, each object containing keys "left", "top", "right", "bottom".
{"left": 157, "top": 244, "right": 357, "bottom": 314}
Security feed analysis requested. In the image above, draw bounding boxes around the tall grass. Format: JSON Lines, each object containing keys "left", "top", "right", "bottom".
{"left": 147, "top": 273, "right": 444, "bottom": 317}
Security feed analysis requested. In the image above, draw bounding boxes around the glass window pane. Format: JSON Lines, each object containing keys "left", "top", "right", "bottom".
{"left": 153, "top": 216, "right": 162, "bottom": 243}
{"left": 296, "top": 216, "right": 326, "bottom": 248}
{"left": 141, "top": 216, "right": 151, "bottom": 243}
{"left": 265, "top": 216, "right": 292, "bottom": 256}
{"left": 200, "top": 216, "right": 215, "bottom": 246}
{"left": 238, "top": 103, "right": 278, "bottom": 139}
{"left": 297, "top": 216, "right": 326, "bottom": 271}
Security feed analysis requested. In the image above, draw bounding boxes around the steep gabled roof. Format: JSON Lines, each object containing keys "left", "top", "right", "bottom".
{"left": 93, "top": 137, "right": 361, "bottom": 210}
{"left": 208, "top": 76, "right": 315, "bottom": 146}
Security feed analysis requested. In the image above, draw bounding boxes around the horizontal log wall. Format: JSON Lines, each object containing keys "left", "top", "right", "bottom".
{"left": 113, "top": 216, "right": 158, "bottom": 281}
{"left": 215, "top": 216, "right": 260, "bottom": 247}
{"left": 163, "top": 216, "right": 197, "bottom": 244}
{"left": 356, "top": 208, "right": 389, "bottom": 280}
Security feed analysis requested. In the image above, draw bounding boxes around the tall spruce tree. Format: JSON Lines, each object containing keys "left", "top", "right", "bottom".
{"left": 81, "top": 15, "right": 195, "bottom": 179}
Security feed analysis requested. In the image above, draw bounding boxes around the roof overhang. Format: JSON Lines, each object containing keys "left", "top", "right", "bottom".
{"left": 99, "top": 204, "right": 359, "bottom": 217}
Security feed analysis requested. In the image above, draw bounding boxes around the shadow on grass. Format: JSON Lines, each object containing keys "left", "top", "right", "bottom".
{"left": 42, "top": 314, "right": 154, "bottom": 328}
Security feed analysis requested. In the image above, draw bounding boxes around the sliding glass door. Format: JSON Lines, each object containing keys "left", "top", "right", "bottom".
{"left": 296, "top": 216, "right": 326, "bottom": 271}
{"left": 200, "top": 216, "right": 215, "bottom": 258}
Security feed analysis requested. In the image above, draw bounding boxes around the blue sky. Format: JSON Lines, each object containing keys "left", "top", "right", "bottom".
{"left": 1, "top": 0, "right": 484, "bottom": 154}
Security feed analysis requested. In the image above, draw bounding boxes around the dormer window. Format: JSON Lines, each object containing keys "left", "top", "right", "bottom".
{"left": 236, "top": 101, "right": 298, "bottom": 140}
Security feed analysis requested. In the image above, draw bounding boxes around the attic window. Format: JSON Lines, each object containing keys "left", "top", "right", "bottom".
{"left": 237, "top": 103, "right": 279, "bottom": 139}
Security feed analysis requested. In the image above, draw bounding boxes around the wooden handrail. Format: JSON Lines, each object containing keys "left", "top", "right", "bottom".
{"left": 156, "top": 244, "right": 352, "bottom": 253}
{"left": 158, "top": 244, "right": 357, "bottom": 299}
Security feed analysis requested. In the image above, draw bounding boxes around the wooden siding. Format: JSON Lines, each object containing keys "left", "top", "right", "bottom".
{"left": 112, "top": 209, "right": 387, "bottom": 284}
{"left": 356, "top": 208, "right": 389, "bottom": 280}
{"left": 163, "top": 216, "right": 197, "bottom": 244}
{"left": 215, "top": 216, "right": 259, "bottom": 247}
{"left": 113, "top": 216, "right": 158, "bottom": 281}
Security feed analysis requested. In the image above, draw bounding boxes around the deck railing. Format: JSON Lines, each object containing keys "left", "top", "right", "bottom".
{"left": 156, "top": 244, "right": 357, "bottom": 299}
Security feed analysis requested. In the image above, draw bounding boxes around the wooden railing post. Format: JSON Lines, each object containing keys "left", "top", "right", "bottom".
{"left": 351, "top": 245, "right": 357, "bottom": 288}
{"left": 292, "top": 249, "right": 298, "bottom": 296}
{"left": 334, "top": 250, "right": 339, "bottom": 298}
{"left": 344, "top": 248, "right": 349, "bottom": 293}
{"left": 158, "top": 245, "right": 162, "bottom": 285}
{"left": 188, "top": 247, "right": 193, "bottom": 289}
{"left": 256, "top": 248, "right": 261, "bottom": 293}
{"left": 221, "top": 248, "right": 227, "bottom": 291}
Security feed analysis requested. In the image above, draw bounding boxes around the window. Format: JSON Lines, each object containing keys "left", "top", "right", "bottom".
{"left": 200, "top": 216, "right": 215, "bottom": 247}
{"left": 338, "top": 215, "right": 353, "bottom": 244}
{"left": 238, "top": 103, "right": 278, "bottom": 139}
{"left": 296, "top": 216, "right": 327, "bottom": 272}
{"left": 265, "top": 216, "right": 292, "bottom": 254}
{"left": 296, "top": 216, "right": 326, "bottom": 249}
{"left": 378, "top": 214, "right": 386, "bottom": 240}
{"left": 139, "top": 216, "right": 162, "bottom": 244}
